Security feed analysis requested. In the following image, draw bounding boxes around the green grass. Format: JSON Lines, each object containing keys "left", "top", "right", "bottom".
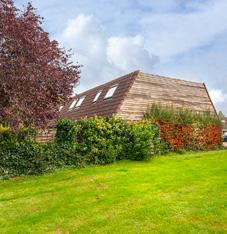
{"left": 0, "top": 151, "right": 227, "bottom": 234}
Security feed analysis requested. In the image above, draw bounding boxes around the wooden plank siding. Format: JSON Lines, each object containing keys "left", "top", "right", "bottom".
{"left": 36, "top": 129, "right": 56, "bottom": 143}
{"left": 117, "top": 72, "right": 216, "bottom": 120}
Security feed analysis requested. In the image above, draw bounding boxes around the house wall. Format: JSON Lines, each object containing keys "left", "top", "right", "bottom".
{"left": 117, "top": 72, "right": 216, "bottom": 120}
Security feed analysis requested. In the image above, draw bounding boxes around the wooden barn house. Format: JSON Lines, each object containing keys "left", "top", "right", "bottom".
{"left": 38, "top": 70, "right": 217, "bottom": 142}
{"left": 59, "top": 70, "right": 217, "bottom": 121}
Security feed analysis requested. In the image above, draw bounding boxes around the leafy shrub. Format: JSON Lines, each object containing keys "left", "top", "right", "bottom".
{"left": 75, "top": 117, "right": 160, "bottom": 163}
{"left": 145, "top": 104, "right": 222, "bottom": 151}
{"left": 0, "top": 138, "right": 46, "bottom": 178}
{"left": 106, "top": 118, "right": 131, "bottom": 160}
{"left": 0, "top": 117, "right": 161, "bottom": 178}
{"left": 55, "top": 119, "right": 79, "bottom": 144}
{"left": 76, "top": 117, "right": 118, "bottom": 165}
{"left": 127, "top": 122, "right": 156, "bottom": 161}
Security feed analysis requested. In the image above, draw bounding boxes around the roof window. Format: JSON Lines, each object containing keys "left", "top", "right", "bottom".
{"left": 75, "top": 96, "right": 85, "bottom": 107}
{"left": 104, "top": 85, "right": 118, "bottom": 99}
{"left": 93, "top": 90, "right": 102, "bottom": 102}
{"left": 69, "top": 99, "right": 77, "bottom": 110}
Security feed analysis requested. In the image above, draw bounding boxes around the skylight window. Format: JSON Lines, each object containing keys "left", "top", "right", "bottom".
{"left": 93, "top": 90, "right": 102, "bottom": 102}
{"left": 69, "top": 99, "right": 77, "bottom": 110}
{"left": 104, "top": 85, "right": 118, "bottom": 99}
{"left": 75, "top": 96, "right": 85, "bottom": 107}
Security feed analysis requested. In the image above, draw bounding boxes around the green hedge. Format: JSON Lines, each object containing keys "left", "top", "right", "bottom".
{"left": 0, "top": 125, "right": 46, "bottom": 178}
{"left": 0, "top": 118, "right": 161, "bottom": 178}
{"left": 56, "top": 117, "right": 161, "bottom": 164}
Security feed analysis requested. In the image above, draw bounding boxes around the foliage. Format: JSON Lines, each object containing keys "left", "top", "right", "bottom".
{"left": 74, "top": 117, "right": 161, "bottom": 164}
{"left": 145, "top": 104, "right": 222, "bottom": 151}
{"left": 76, "top": 117, "right": 124, "bottom": 164}
{"left": 0, "top": 117, "right": 160, "bottom": 178}
{"left": 55, "top": 119, "right": 79, "bottom": 144}
{"left": 1, "top": 110, "right": 221, "bottom": 178}
{"left": 0, "top": 125, "right": 85, "bottom": 178}
{"left": 145, "top": 103, "right": 221, "bottom": 126}
{"left": 127, "top": 121, "right": 158, "bottom": 161}
{"left": 0, "top": 0, "right": 80, "bottom": 129}
{"left": 0, "top": 138, "right": 45, "bottom": 178}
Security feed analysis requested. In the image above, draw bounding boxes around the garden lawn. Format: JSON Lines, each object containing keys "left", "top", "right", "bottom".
{"left": 0, "top": 150, "right": 227, "bottom": 234}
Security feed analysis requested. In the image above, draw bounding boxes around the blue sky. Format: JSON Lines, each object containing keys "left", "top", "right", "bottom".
{"left": 15, "top": 0, "right": 227, "bottom": 114}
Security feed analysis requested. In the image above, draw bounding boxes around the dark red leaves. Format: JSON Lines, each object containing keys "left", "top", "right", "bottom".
{"left": 159, "top": 122, "right": 222, "bottom": 151}
{"left": 0, "top": 0, "right": 80, "bottom": 129}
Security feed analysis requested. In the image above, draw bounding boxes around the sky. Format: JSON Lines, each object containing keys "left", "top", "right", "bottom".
{"left": 15, "top": 0, "right": 227, "bottom": 114}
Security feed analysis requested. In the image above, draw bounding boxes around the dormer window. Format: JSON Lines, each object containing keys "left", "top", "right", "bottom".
{"left": 104, "top": 85, "right": 118, "bottom": 99}
{"left": 69, "top": 99, "right": 78, "bottom": 110}
{"left": 93, "top": 90, "right": 102, "bottom": 102}
{"left": 75, "top": 96, "right": 85, "bottom": 108}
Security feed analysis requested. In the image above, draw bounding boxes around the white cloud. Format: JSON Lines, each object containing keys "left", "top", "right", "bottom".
{"left": 59, "top": 14, "right": 158, "bottom": 91}
{"left": 107, "top": 35, "right": 158, "bottom": 71}
{"left": 59, "top": 14, "right": 108, "bottom": 90}
{"left": 61, "top": 14, "right": 105, "bottom": 62}
{"left": 210, "top": 89, "right": 227, "bottom": 104}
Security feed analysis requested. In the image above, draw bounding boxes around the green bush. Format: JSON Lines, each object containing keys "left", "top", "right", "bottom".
{"left": 127, "top": 122, "right": 157, "bottom": 161}
{"left": 76, "top": 117, "right": 118, "bottom": 165}
{"left": 0, "top": 117, "right": 161, "bottom": 178}
{"left": 75, "top": 117, "right": 160, "bottom": 163}
{"left": 0, "top": 125, "right": 44, "bottom": 178}
{"left": 55, "top": 119, "right": 79, "bottom": 144}
{"left": 0, "top": 138, "right": 46, "bottom": 178}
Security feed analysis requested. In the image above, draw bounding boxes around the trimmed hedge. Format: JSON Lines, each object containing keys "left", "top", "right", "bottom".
{"left": 0, "top": 118, "right": 160, "bottom": 178}
{"left": 61, "top": 117, "right": 161, "bottom": 164}
{"left": 1, "top": 105, "right": 222, "bottom": 179}
{"left": 0, "top": 125, "right": 46, "bottom": 178}
{"left": 145, "top": 104, "right": 222, "bottom": 151}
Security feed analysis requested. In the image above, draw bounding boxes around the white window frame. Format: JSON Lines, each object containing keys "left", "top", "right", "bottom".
{"left": 93, "top": 90, "right": 102, "bottom": 102}
{"left": 75, "top": 96, "right": 85, "bottom": 108}
{"left": 68, "top": 99, "right": 78, "bottom": 110}
{"left": 104, "top": 85, "right": 118, "bottom": 99}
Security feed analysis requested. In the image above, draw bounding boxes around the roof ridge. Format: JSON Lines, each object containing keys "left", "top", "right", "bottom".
{"left": 139, "top": 72, "right": 204, "bottom": 85}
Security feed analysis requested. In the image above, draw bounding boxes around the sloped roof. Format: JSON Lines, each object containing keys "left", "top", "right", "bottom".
{"left": 59, "top": 70, "right": 139, "bottom": 121}
{"left": 58, "top": 70, "right": 217, "bottom": 122}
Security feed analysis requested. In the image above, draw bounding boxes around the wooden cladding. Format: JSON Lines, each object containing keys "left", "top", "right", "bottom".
{"left": 117, "top": 72, "right": 216, "bottom": 120}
